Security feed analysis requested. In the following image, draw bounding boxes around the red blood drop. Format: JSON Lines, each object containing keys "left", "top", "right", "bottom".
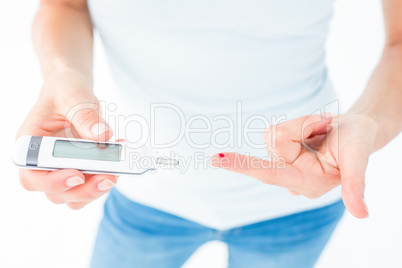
{"left": 219, "top": 153, "right": 225, "bottom": 158}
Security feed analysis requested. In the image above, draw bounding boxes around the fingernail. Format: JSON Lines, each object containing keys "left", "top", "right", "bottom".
{"left": 91, "top": 123, "right": 109, "bottom": 136}
{"left": 97, "top": 179, "right": 115, "bottom": 191}
{"left": 323, "top": 112, "right": 332, "bottom": 119}
{"left": 66, "top": 176, "right": 85, "bottom": 187}
{"left": 362, "top": 197, "right": 370, "bottom": 217}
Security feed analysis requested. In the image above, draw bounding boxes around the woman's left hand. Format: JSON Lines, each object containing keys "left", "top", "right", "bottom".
{"left": 210, "top": 113, "right": 378, "bottom": 219}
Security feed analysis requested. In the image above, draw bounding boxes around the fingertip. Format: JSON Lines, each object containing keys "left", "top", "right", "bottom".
{"left": 341, "top": 186, "right": 369, "bottom": 219}
{"left": 90, "top": 123, "right": 113, "bottom": 141}
{"left": 66, "top": 202, "right": 85, "bottom": 210}
{"left": 350, "top": 203, "right": 369, "bottom": 219}
{"left": 97, "top": 179, "right": 116, "bottom": 191}
{"left": 102, "top": 174, "right": 118, "bottom": 184}
{"left": 47, "top": 169, "right": 86, "bottom": 189}
{"left": 87, "top": 173, "right": 118, "bottom": 185}
{"left": 210, "top": 152, "right": 231, "bottom": 168}
{"left": 319, "top": 114, "right": 332, "bottom": 125}
{"left": 309, "top": 123, "right": 333, "bottom": 137}
{"left": 90, "top": 122, "right": 109, "bottom": 136}
{"left": 322, "top": 112, "right": 332, "bottom": 120}
{"left": 65, "top": 176, "right": 85, "bottom": 187}
{"left": 303, "top": 114, "right": 333, "bottom": 139}
{"left": 361, "top": 197, "right": 370, "bottom": 218}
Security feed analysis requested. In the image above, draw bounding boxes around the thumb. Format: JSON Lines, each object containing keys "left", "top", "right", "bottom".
{"left": 339, "top": 141, "right": 370, "bottom": 219}
{"left": 64, "top": 101, "right": 113, "bottom": 141}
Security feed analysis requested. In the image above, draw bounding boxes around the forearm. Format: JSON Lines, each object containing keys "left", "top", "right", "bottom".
{"left": 33, "top": 0, "right": 93, "bottom": 83}
{"left": 347, "top": 44, "right": 402, "bottom": 151}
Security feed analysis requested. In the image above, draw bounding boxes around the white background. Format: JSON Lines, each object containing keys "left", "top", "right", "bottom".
{"left": 0, "top": 1, "right": 401, "bottom": 267}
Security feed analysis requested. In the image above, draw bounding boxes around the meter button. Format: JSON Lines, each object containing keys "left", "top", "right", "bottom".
{"left": 30, "top": 143, "right": 39, "bottom": 150}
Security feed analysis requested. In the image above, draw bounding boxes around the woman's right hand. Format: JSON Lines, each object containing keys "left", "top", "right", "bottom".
{"left": 17, "top": 67, "right": 117, "bottom": 210}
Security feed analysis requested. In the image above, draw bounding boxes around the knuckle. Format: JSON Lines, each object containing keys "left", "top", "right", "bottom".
{"left": 303, "top": 182, "right": 325, "bottom": 199}
{"left": 46, "top": 179, "right": 62, "bottom": 193}
{"left": 266, "top": 125, "right": 289, "bottom": 150}
{"left": 275, "top": 129, "right": 284, "bottom": 138}
{"left": 263, "top": 130, "right": 275, "bottom": 151}
{"left": 274, "top": 130, "right": 287, "bottom": 146}
{"left": 342, "top": 178, "right": 365, "bottom": 192}
{"left": 75, "top": 109, "right": 98, "bottom": 126}
{"left": 305, "top": 114, "right": 321, "bottom": 124}
{"left": 263, "top": 128, "right": 271, "bottom": 142}
{"left": 260, "top": 172, "right": 276, "bottom": 185}
{"left": 77, "top": 190, "right": 97, "bottom": 201}
{"left": 268, "top": 124, "right": 277, "bottom": 133}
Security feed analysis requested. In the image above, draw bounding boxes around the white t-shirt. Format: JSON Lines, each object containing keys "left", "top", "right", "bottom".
{"left": 88, "top": 0, "right": 342, "bottom": 230}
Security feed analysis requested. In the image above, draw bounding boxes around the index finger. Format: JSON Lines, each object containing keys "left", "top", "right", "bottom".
{"left": 210, "top": 152, "right": 303, "bottom": 189}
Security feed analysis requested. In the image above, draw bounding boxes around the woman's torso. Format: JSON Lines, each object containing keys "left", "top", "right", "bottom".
{"left": 88, "top": 0, "right": 342, "bottom": 230}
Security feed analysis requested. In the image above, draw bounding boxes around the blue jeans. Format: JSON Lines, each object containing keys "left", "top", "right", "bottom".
{"left": 90, "top": 189, "right": 345, "bottom": 268}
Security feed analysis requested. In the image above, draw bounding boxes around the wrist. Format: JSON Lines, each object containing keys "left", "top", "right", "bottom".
{"left": 39, "top": 63, "right": 94, "bottom": 107}
{"left": 346, "top": 107, "right": 383, "bottom": 126}
{"left": 345, "top": 109, "right": 396, "bottom": 152}
{"left": 40, "top": 56, "right": 92, "bottom": 83}
{"left": 41, "top": 59, "right": 92, "bottom": 90}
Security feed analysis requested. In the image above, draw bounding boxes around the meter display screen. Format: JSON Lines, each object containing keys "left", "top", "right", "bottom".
{"left": 52, "top": 140, "right": 121, "bottom": 162}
